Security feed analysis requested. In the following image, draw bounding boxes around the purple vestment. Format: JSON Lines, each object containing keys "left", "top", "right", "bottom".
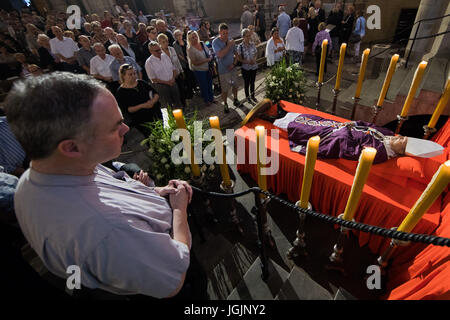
{"left": 287, "top": 114, "right": 394, "bottom": 164}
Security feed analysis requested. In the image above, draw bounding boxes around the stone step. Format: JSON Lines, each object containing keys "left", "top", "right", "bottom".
{"left": 333, "top": 287, "right": 357, "bottom": 300}
{"left": 206, "top": 242, "right": 257, "bottom": 300}
{"left": 275, "top": 266, "right": 333, "bottom": 300}
{"left": 227, "top": 257, "right": 290, "bottom": 300}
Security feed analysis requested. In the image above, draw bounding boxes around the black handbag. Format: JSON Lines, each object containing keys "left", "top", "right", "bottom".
{"left": 349, "top": 33, "right": 361, "bottom": 44}
{"left": 201, "top": 42, "right": 217, "bottom": 76}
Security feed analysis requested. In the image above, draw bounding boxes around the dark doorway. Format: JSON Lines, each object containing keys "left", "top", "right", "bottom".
{"left": 393, "top": 8, "right": 418, "bottom": 44}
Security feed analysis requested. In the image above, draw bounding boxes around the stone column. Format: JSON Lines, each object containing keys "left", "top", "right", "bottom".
{"left": 405, "top": 0, "right": 448, "bottom": 64}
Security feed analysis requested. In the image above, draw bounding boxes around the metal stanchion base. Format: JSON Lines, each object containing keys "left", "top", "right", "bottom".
{"left": 376, "top": 227, "right": 411, "bottom": 273}
{"left": 325, "top": 214, "right": 354, "bottom": 275}
{"left": 423, "top": 125, "right": 437, "bottom": 140}
{"left": 287, "top": 201, "right": 311, "bottom": 259}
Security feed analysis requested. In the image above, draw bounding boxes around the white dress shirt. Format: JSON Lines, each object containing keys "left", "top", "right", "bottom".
{"left": 285, "top": 26, "right": 305, "bottom": 53}
{"left": 145, "top": 53, "right": 175, "bottom": 83}
{"left": 49, "top": 36, "right": 79, "bottom": 58}
{"left": 90, "top": 54, "right": 115, "bottom": 78}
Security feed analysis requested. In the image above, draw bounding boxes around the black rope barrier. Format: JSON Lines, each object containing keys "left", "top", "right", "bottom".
{"left": 191, "top": 185, "right": 450, "bottom": 247}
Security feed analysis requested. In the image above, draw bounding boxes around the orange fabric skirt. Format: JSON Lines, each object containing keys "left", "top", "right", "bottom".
{"left": 235, "top": 101, "right": 450, "bottom": 299}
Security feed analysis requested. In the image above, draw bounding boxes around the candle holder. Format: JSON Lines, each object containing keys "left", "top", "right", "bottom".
{"left": 331, "top": 88, "right": 340, "bottom": 115}
{"left": 371, "top": 105, "right": 383, "bottom": 124}
{"left": 316, "top": 82, "right": 323, "bottom": 110}
{"left": 325, "top": 214, "right": 355, "bottom": 274}
{"left": 350, "top": 97, "right": 360, "bottom": 120}
{"left": 220, "top": 179, "right": 243, "bottom": 234}
{"left": 423, "top": 125, "right": 437, "bottom": 140}
{"left": 287, "top": 201, "right": 312, "bottom": 259}
{"left": 191, "top": 172, "right": 217, "bottom": 223}
{"left": 394, "top": 115, "right": 408, "bottom": 135}
{"left": 376, "top": 227, "right": 411, "bottom": 275}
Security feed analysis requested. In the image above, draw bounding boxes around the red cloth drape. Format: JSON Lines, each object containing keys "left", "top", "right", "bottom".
{"left": 235, "top": 101, "right": 450, "bottom": 299}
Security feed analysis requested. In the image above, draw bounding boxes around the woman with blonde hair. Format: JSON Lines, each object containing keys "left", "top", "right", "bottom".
{"left": 115, "top": 64, "right": 162, "bottom": 135}
{"left": 312, "top": 22, "right": 332, "bottom": 76}
{"left": 186, "top": 30, "right": 214, "bottom": 105}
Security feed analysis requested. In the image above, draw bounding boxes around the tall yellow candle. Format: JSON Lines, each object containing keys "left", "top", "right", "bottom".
{"left": 354, "top": 48, "right": 370, "bottom": 98}
{"left": 255, "top": 126, "right": 267, "bottom": 192}
{"left": 209, "top": 116, "right": 231, "bottom": 187}
{"left": 172, "top": 109, "right": 201, "bottom": 177}
{"left": 398, "top": 161, "right": 450, "bottom": 233}
{"left": 334, "top": 43, "right": 347, "bottom": 90}
{"left": 342, "top": 147, "right": 377, "bottom": 221}
{"left": 427, "top": 77, "right": 450, "bottom": 129}
{"left": 299, "top": 136, "right": 320, "bottom": 209}
{"left": 318, "top": 39, "right": 328, "bottom": 83}
{"left": 400, "top": 61, "right": 428, "bottom": 117}
{"left": 376, "top": 54, "right": 399, "bottom": 107}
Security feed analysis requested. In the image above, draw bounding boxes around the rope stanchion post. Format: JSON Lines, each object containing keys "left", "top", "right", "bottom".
{"left": 253, "top": 190, "right": 270, "bottom": 281}
{"left": 287, "top": 201, "right": 311, "bottom": 259}
{"left": 220, "top": 180, "right": 243, "bottom": 234}
{"left": 325, "top": 213, "right": 354, "bottom": 274}
{"left": 191, "top": 173, "right": 217, "bottom": 224}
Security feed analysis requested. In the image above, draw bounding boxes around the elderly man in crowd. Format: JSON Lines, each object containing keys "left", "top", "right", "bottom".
{"left": 76, "top": 35, "right": 95, "bottom": 74}
{"left": 109, "top": 44, "right": 142, "bottom": 83}
{"left": 90, "top": 42, "right": 115, "bottom": 92}
{"left": 240, "top": 5, "right": 253, "bottom": 33}
{"left": 104, "top": 27, "right": 118, "bottom": 51}
{"left": 155, "top": 19, "right": 175, "bottom": 45}
{"left": 276, "top": 5, "right": 291, "bottom": 40}
{"left": 285, "top": 18, "right": 304, "bottom": 64}
{"left": 4, "top": 72, "right": 206, "bottom": 299}
{"left": 49, "top": 26, "right": 80, "bottom": 72}
{"left": 145, "top": 41, "right": 182, "bottom": 108}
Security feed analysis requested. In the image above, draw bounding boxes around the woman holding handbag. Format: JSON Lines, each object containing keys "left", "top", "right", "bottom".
{"left": 186, "top": 30, "right": 215, "bottom": 105}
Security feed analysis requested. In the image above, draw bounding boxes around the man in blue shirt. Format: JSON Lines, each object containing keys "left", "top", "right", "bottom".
{"left": 108, "top": 44, "right": 142, "bottom": 82}
{"left": 352, "top": 10, "right": 366, "bottom": 63}
{"left": 276, "top": 5, "right": 291, "bottom": 39}
{"left": 212, "top": 23, "right": 240, "bottom": 113}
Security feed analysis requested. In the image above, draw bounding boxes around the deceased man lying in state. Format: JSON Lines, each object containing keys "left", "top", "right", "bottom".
{"left": 273, "top": 112, "right": 443, "bottom": 164}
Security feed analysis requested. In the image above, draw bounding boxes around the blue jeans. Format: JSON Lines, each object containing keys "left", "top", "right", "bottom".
{"left": 193, "top": 70, "right": 214, "bottom": 103}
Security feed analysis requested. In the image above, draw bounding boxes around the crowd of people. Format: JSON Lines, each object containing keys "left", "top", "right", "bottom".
{"left": 1, "top": 1, "right": 368, "bottom": 119}
{"left": 262, "top": 0, "right": 366, "bottom": 76}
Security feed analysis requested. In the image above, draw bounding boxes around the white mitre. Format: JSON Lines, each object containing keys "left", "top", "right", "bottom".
{"left": 405, "top": 137, "right": 444, "bottom": 158}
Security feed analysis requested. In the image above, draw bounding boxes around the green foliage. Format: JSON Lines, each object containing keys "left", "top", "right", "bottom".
{"left": 140, "top": 107, "right": 216, "bottom": 186}
{"left": 265, "top": 58, "right": 307, "bottom": 105}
